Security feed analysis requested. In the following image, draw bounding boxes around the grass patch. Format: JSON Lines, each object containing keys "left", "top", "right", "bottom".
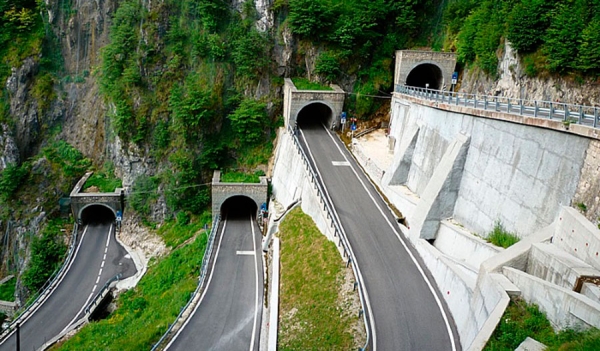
{"left": 485, "top": 298, "right": 600, "bottom": 350}
{"left": 278, "top": 207, "right": 357, "bottom": 350}
{"left": 221, "top": 170, "right": 265, "bottom": 183}
{"left": 157, "top": 211, "right": 211, "bottom": 248}
{"left": 291, "top": 77, "right": 333, "bottom": 91}
{"left": 486, "top": 221, "right": 520, "bottom": 248}
{"left": 54, "top": 232, "right": 209, "bottom": 351}
{"left": 0, "top": 277, "right": 15, "bottom": 301}
{"left": 83, "top": 163, "right": 123, "bottom": 192}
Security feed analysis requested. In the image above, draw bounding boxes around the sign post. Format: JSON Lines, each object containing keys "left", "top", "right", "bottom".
{"left": 340, "top": 112, "right": 347, "bottom": 132}
{"left": 451, "top": 71, "right": 458, "bottom": 91}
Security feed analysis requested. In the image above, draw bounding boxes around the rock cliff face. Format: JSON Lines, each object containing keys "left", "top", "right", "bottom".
{"left": 460, "top": 41, "right": 600, "bottom": 106}
{"left": 0, "top": 123, "right": 19, "bottom": 170}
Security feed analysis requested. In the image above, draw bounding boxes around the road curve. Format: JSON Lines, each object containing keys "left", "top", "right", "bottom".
{"left": 299, "top": 121, "right": 461, "bottom": 351}
{"left": 0, "top": 223, "right": 136, "bottom": 351}
{"left": 166, "top": 213, "right": 263, "bottom": 351}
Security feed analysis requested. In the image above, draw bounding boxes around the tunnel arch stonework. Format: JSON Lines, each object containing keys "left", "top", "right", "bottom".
{"left": 70, "top": 172, "right": 124, "bottom": 225}
{"left": 283, "top": 78, "right": 345, "bottom": 129}
{"left": 211, "top": 171, "right": 268, "bottom": 217}
{"left": 394, "top": 50, "right": 457, "bottom": 91}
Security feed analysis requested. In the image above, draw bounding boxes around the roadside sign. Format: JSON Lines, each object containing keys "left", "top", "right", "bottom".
{"left": 116, "top": 210, "right": 122, "bottom": 222}
{"left": 452, "top": 72, "right": 458, "bottom": 85}
{"left": 341, "top": 117, "right": 346, "bottom": 124}
{"left": 351, "top": 124, "right": 357, "bottom": 131}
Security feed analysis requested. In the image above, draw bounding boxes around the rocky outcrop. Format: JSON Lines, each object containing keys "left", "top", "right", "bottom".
{"left": 0, "top": 124, "right": 19, "bottom": 170}
{"left": 461, "top": 41, "right": 600, "bottom": 106}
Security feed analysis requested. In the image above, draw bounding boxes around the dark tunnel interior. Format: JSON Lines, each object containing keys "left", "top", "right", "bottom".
{"left": 80, "top": 205, "right": 116, "bottom": 225}
{"left": 405, "top": 63, "right": 443, "bottom": 90}
{"left": 221, "top": 196, "right": 258, "bottom": 220}
{"left": 297, "top": 103, "right": 333, "bottom": 129}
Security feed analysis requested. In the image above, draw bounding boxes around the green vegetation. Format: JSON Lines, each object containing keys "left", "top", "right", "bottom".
{"left": 576, "top": 202, "right": 588, "bottom": 213}
{"left": 278, "top": 207, "right": 359, "bottom": 350}
{"left": 83, "top": 163, "right": 123, "bottom": 192}
{"left": 445, "top": 0, "right": 600, "bottom": 76}
{"left": 221, "top": 170, "right": 265, "bottom": 183}
{"left": 485, "top": 298, "right": 600, "bottom": 350}
{"left": 22, "top": 218, "right": 70, "bottom": 292}
{"left": 0, "top": 277, "right": 16, "bottom": 302}
{"left": 55, "top": 232, "right": 208, "bottom": 351}
{"left": 486, "top": 221, "right": 520, "bottom": 248}
{"left": 157, "top": 211, "right": 211, "bottom": 248}
{"left": 291, "top": 77, "right": 333, "bottom": 91}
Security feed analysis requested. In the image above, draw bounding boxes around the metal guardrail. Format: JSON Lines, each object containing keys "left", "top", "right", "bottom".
{"left": 396, "top": 85, "right": 600, "bottom": 129}
{"left": 290, "top": 128, "right": 371, "bottom": 351}
{"left": 151, "top": 215, "right": 221, "bottom": 351}
{"left": 84, "top": 273, "right": 122, "bottom": 317}
{"left": 0, "top": 223, "right": 79, "bottom": 342}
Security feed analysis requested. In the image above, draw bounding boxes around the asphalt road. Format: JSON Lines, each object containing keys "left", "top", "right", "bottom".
{"left": 166, "top": 212, "right": 263, "bottom": 351}
{"left": 0, "top": 222, "right": 136, "bottom": 351}
{"left": 298, "top": 121, "right": 461, "bottom": 351}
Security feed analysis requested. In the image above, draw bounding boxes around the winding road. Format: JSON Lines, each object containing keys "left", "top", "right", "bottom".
{"left": 166, "top": 210, "right": 263, "bottom": 351}
{"left": 298, "top": 120, "right": 461, "bottom": 351}
{"left": 0, "top": 222, "right": 136, "bottom": 351}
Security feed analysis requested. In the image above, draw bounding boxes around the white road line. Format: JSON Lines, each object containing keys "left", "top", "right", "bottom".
{"left": 236, "top": 251, "right": 255, "bottom": 256}
{"left": 331, "top": 161, "right": 350, "bottom": 166}
{"left": 249, "top": 216, "right": 260, "bottom": 351}
{"left": 101, "top": 261, "right": 105, "bottom": 268}
{"left": 165, "top": 219, "right": 229, "bottom": 350}
{"left": 96, "top": 276, "right": 100, "bottom": 284}
{"left": 322, "top": 126, "right": 458, "bottom": 351}
{"left": 300, "top": 128, "right": 377, "bottom": 350}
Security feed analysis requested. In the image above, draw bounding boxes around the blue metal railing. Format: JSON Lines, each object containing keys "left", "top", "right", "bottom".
{"left": 151, "top": 215, "right": 221, "bottom": 351}
{"left": 396, "top": 85, "right": 600, "bottom": 129}
{"left": 290, "top": 128, "right": 372, "bottom": 351}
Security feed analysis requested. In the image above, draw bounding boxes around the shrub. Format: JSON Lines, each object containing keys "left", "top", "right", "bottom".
{"left": 228, "top": 99, "right": 268, "bottom": 145}
{"left": 486, "top": 221, "right": 520, "bottom": 248}
{"left": 0, "top": 163, "right": 29, "bottom": 201}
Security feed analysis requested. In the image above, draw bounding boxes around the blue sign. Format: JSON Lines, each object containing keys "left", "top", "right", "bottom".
{"left": 452, "top": 72, "right": 458, "bottom": 80}
{"left": 341, "top": 112, "right": 347, "bottom": 118}
{"left": 116, "top": 210, "right": 122, "bottom": 222}
{"left": 261, "top": 203, "right": 267, "bottom": 211}
{"left": 351, "top": 124, "right": 357, "bottom": 131}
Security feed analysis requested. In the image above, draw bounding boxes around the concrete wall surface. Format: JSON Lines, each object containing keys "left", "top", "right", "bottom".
{"left": 553, "top": 206, "right": 600, "bottom": 270}
{"left": 503, "top": 266, "right": 600, "bottom": 330}
{"left": 434, "top": 220, "right": 502, "bottom": 270}
{"left": 270, "top": 128, "right": 339, "bottom": 249}
{"left": 387, "top": 98, "right": 589, "bottom": 238}
{"left": 527, "top": 243, "right": 600, "bottom": 290}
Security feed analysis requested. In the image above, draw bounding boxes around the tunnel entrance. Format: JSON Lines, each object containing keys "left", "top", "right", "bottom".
{"left": 296, "top": 102, "right": 334, "bottom": 129}
{"left": 80, "top": 204, "right": 116, "bottom": 225}
{"left": 406, "top": 63, "right": 443, "bottom": 90}
{"left": 220, "top": 196, "right": 258, "bottom": 220}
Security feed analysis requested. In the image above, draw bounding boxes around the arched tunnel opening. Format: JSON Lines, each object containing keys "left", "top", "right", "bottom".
{"left": 406, "top": 63, "right": 443, "bottom": 90}
{"left": 80, "top": 205, "right": 116, "bottom": 225}
{"left": 220, "top": 196, "right": 259, "bottom": 220}
{"left": 296, "top": 102, "right": 333, "bottom": 129}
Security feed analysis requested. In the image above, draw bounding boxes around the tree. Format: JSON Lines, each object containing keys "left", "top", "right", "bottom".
{"left": 544, "top": 2, "right": 586, "bottom": 73}
{"left": 506, "top": 0, "right": 554, "bottom": 53}
{"left": 228, "top": 99, "right": 268, "bottom": 145}
{"left": 576, "top": 18, "right": 600, "bottom": 73}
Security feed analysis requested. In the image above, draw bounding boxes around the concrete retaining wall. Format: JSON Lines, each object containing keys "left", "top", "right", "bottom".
{"left": 388, "top": 98, "right": 589, "bottom": 238}
{"left": 553, "top": 206, "right": 600, "bottom": 270}
{"left": 504, "top": 266, "right": 600, "bottom": 330}
{"left": 270, "top": 128, "right": 337, "bottom": 244}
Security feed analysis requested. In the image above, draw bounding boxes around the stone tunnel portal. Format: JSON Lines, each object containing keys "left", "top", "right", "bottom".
{"left": 297, "top": 102, "right": 334, "bottom": 129}
{"left": 220, "top": 195, "right": 259, "bottom": 220}
{"left": 406, "top": 63, "right": 444, "bottom": 90}
{"left": 80, "top": 204, "right": 117, "bottom": 225}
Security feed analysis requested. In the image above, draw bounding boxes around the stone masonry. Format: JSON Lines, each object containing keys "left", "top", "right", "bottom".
{"left": 70, "top": 172, "right": 124, "bottom": 224}
{"left": 283, "top": 78, "right": 345, "bottom": 129}
{"left": 394, "top": 50, "right": 457, "bottom": 90}
{"left": 211, "top": 171, "right": 269, "bottom": 216}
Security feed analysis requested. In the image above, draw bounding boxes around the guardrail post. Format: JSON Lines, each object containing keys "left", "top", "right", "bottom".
{"left": 484, "top": 95, "right": 487, "bottom": 110}
{"left": 534, "top": 101, "right": 538, "bottom": 117}
{"left": 520, "top": 99, "right": 524, "bottom": 115}
{"left": 495, "top": 97, "right": 499, "bottom": 111}
{"left": 550, "top": 102, "right": 554, "bottom": 118}
{"left": 347, "top": 258, "right": 351, "bottom": 267}
{"left": 473, "top": 94, "right": 477, "bottom": 109}
{"left": 579, "top": 106, "right": 583, "bottom": 124}
{"left": 507, "top": 98, "right": 511, "bottom": 113}
{"left": 564, "top": 104, "right": 568, "bottom": 121}
{"left": 595, "top": 107, "right": 598, "bottom": 128}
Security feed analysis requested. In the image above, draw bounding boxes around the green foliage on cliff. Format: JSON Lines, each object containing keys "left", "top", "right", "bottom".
{"left": 22, "top": 218, "right": 69, "bottom": 293}
{"left": 446, "top": 0, "right": 600, "bottom": 76}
